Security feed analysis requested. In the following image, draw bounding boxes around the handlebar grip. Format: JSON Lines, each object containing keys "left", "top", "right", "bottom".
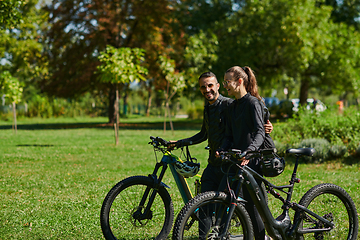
{"left": 150, "top": 136, "right": 170, "bottom": 146}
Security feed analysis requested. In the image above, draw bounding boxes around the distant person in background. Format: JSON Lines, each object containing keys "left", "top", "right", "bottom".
{"left": 336, "top": 100, "right": 344, "bottom": 114}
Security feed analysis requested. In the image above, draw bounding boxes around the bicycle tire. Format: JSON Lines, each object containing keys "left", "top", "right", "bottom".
{"left": 100, "top": 176, "right": 174, "bottom": 240}
{"left": 295, "top": 183, "right": 358, "bottom": 240}
{"left": 172, "top": 191, "right": 254, "bottom": 240}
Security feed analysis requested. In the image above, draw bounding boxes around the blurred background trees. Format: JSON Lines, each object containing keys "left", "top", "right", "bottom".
{"left": 0, "top": 0, "right": 359, "bottom": 121}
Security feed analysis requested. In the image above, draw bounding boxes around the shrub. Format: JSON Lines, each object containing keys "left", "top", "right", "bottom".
{"left": 356, "top": 143, "right": 360, "bottom": 156}
{"left": 297, "top": 138, "right": 331, "bottom": 162}
{"left": 187, "top": 105, "right": 203, "bottom": 119}
{"left": 329, "top": 144, "right": 348, "bottom": 158}
{"left": 273, "top": 140, "right": 290, "bottom": 156}
{"left": 272, "top": 105, "right": 360, "bottom": 160}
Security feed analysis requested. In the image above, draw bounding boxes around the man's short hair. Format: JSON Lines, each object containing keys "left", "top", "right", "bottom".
{"left": 199, "top": 72, "right": 217, "bottom": 82}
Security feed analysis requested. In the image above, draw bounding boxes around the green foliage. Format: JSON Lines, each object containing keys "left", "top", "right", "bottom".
{"left": 0, "top": 0, "right": 47, "bottom": 80}
{"left": 211, "top": 0, "right": 360, "bottom": 101}
{"left": 182, "top": 30, "right": 219, "bottom": 88}
{"left": 96, "top": 46, "right": 148, "bottom": 84}
{"left": 0, "top": 93, "right": 107, "bottom": 119}
{"left": 159, "top": 55, "right": 186, "bottom": 93}
{"left": 323, "top": 0, "right": 360, "bottom": 30}
{"left": 187, "top": 105, "right": 203, "bottom": 120}
{"left": 0, "top": 0, "right": 22, "bottom": 28}
{"left": 297, "top": 138, "right": 331, "bottom": 162}
{"left": 0, "top": 71, "right": 23, "bottom": 104}
{"left": 27, "top": 95, "right": 53, "bottom": 118}
{"left": 272, "top": 106, "right": 360, "bottom": 161}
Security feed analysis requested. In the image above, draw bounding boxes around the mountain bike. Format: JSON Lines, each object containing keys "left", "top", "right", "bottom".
{"left": 100, "top": 136, "right": 201, "bottom": 240}
{"left": 172, "top": 148, "right": 359, "bottom": 240}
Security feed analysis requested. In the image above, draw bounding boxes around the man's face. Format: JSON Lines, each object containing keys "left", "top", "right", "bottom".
{"left": 199, "top": 76, "right": 220, "bottom": 104}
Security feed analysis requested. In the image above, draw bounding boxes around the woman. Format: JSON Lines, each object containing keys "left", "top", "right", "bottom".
{"left": 219, "top": 66, "right": 271, "bottom": 240}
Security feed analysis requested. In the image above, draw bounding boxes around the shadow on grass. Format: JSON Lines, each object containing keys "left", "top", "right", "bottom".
{"left": 0, "top": 120, "right": 202, "bottom": 131}
{"left": 16, "top": 144, "right": 55, "bottom": 147}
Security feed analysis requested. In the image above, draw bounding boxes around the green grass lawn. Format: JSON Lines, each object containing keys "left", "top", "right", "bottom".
{"left": 0, "top": 117, "right": 359, "bottom": 239}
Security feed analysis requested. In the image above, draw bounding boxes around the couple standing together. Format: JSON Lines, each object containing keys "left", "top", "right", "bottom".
{"left": 174, "top": 66, "right": 275, "bottom": 240}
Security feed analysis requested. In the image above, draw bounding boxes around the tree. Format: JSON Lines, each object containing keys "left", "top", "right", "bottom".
{"left": 158, "top": 55, "right": 185, "bottom": 133}
{"left": 0, "top": 0, "right": 22, "bottom": 28}
{"left": 0, "top": 0, "right": 48, "bottom": 104}
{"left": 42, "top": 0, "right": 184, "bottom": 122}
{"left": 323, "top": 0, "right": 360, "bottom": 30}
{"left": 0, "top": 71, "right": 23, "bottom": 133}
{"left": 214, "top": 0, "right": 360, "bottom": 104}
{"left": 174, "top": 0, "right": 237, "bottom": 80}
{"left": 96, "top": 45, "right": 147, "bottom": 145}
{"left": 182, "top": 30, "right": 219, "bottom": 91}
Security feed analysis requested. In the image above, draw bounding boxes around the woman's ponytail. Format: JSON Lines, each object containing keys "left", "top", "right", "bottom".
{"left": 243, "top": 66, "right": 262, "bottom": 102}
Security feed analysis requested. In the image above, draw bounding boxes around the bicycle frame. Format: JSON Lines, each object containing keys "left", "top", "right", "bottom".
{"left": 161, "top": 152, "right": 196, "bottom": 204}
{"left": 137, "top": 150, "right": 198, "bottom": 221}
{"left": 221, "top": 153, "right": 335, "bottom": 240}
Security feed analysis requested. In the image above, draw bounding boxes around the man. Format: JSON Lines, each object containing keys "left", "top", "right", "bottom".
{"left": 174, "top": 71, "right": 273, "bottom": 194}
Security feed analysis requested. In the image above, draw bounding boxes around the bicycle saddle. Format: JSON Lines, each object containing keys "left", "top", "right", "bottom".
{"left": 286, "top": 148, "right": 315, "bottom": 156}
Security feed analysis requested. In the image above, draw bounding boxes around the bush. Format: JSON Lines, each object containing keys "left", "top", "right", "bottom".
{"left": 329, "top": 144, "right": 348, "bottom": 158}
{"left": 356, "top": 143, "right": 360, "bottom": 156}
{"left": 187, "top": 105, "right": 203, "bottom": 119}
{"left": 0, "top": 92, "right": 108, "bottom": 119}
{"left": 297, "top": 138, "right": 331, "bottom": 162}
{"left": 272, "top": 105, "right": 360, "bottom": 160}
{"left": 273, "top": 140, "right": 290, "bottom": 156}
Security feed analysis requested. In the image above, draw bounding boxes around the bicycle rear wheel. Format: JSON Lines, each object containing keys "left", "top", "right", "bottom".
{"left": 172, "top": 191, "right": 253, "bottom": 240}
{"left": 100, "top": 176, "right": 174, "bottom": 240}
{"left": 295, "top": 183, "right": 358, "bottom": 240}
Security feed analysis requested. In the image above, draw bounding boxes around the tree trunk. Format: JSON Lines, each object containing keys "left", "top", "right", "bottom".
{"left": 108, "top": 85, "right": 116, "bottom": 123}
{"left": 163, "top": 103, "right": 167, "bottom": 133}
{"left": 12, "top": 102, "right": 17, "bottom": 134}
{"left": 167, "top": 101, "right": 174, "bottom": 134}
{"left": 146, "top": 87, "right": 152, "bottom": 117}
{"left": 115, "top": 85, "right": 119, "bottom": 145}
{"left": 299, "top": 79, "right": 310, "bottom": 106}
{"left": 163, "top": 81, "right": 170, "bottom": 133}
{"left": 123, "top": 90, "right": 128, "bottom": 115}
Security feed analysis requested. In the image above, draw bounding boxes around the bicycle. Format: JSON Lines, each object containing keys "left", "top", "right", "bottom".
{"left": 172, "top": 148, "right": 359, "bottom": 240}
{"left": 100, "top": 136, "right": 201, "bottom": 240}
{"left": 100, "top": 136, "right": 269, "bottom": 240}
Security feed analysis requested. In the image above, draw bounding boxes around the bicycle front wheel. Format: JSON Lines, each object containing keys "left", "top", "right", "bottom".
{"left": 100, "top": 176, "right": 174, "bottom": 240}
{"left": 295, "top": 183, "right": 358, "bottom": 240}
{"left": 172, "top": 191, "right": 253, "bottom": 240}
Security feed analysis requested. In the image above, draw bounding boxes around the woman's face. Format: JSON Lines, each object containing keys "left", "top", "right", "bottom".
{"left": 223, "top": 72, "right": 238, "bottom": 96}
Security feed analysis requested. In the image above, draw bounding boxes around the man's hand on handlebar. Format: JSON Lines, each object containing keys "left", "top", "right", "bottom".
{"left": 168, "top": 140, "right": 178, "bottom": 150}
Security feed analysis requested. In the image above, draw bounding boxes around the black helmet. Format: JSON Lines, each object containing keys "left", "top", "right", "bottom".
{"left": 260, "top": 154, "right": 285, "bottom": 177}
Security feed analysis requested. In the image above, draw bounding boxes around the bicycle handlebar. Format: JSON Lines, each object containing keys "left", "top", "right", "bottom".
{"left": 150, "top": 136, "right": 170, "bottom": 147}
{"left": 220, "top": 148, "right": 276, "bottom": 162}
